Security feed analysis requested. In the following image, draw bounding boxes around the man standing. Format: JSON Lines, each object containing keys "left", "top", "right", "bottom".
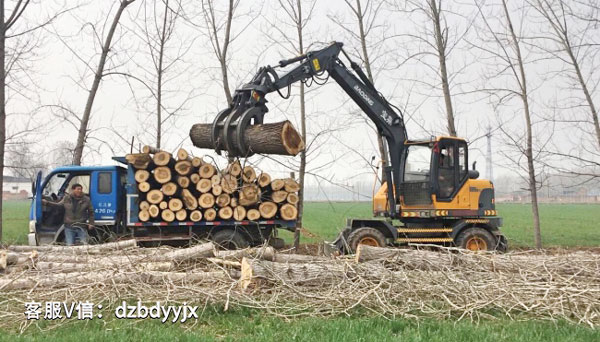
{"left": 43, "top": 183, "right": 95, "bottom": 245}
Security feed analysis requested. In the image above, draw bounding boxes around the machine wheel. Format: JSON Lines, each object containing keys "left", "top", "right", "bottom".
{"left": 212, "top": 229, "right": 250, "bottom": 250}
{"left": 347, "top": 227, "right": 386, "bottom": 253}
{"left": 456, "top": 227, "right": 496, "bottom": 251}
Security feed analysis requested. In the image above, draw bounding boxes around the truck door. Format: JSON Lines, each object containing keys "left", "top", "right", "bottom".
{"left": 90, "top": 171, "right": 118, "bottom": 224}
{"left": 30, "top": 171, "right": 43, "bottom": 223}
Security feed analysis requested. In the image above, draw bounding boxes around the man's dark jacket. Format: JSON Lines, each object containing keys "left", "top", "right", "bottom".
{"left": 47, "top": 193, "right": 95, "bottom": 226}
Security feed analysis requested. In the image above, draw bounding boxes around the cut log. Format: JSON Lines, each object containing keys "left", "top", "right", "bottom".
{"left": 139, "top": 210, "right": 150, "bottom": 222}
{"left": 271, "top": 179, "right": 285, "bottom": 191}
{"left": 218, "top": 206, "right": 233, "bottom": 220}
{"left": 34, "top": 261, "right": 173, "bottom": 273}
{"left": 240, "top": 257, "right": 346, "bottom": 290}
{"left": 204, "top": 208, "right": 217, "bottom": 221}
{"left": 196, "top": 178, "right": 212, "bottom": 193}
{"left": 147, "top": 190, "right": 164, "bottom": 204}
{"left": 168, "top": 198, "right": 184, "bottom": 212}
{"left": 181, "top": 189, "right": 198, "bottom": 210}
{"left": 153, "top": 151, "right": 173, "bottom": 166}
{"left": 242, "top": 166, "right": 256, "bottom": 183}
{"left": 259, "top": 202, "right": 277, "bottom": 219}
{"left": 191, "top": 156, "right": 203, "bottom": 167}
{"left": 287, "top": 193, "right": 299, "bottom": 205}
{"left": 258, "top": 172, "right": 271, "bottom": 188}
{"left": 190, "top": 173, "right": 200, "bottom": 184}
{"left": 190, "top": 210, "right": 203, "bottom": 222}
{"left": 177, "top": 176, "right": 190, "bottom": 188}
{"left": 279, "top": 203, "right": 298, "bottom": 220}
{"left": 153, "top": 166, "right": 172, "bottom": 184}
{"left": 142, "top": 145, "right": 161, "bottom": 154}
{"left": 221, "top": 174, "right": 237, "bottom": 194}
{"left": 211, "top": 174, "right": 222, "bottom": 185}
{"left": 233, "top": 206, "right": 246, "bottom": 221}
{"left": 159, "top": 201, "right": 168, "bottom": 210}
{"left": 161, "top": 209, "right": 175, "bottom": 222}
{"left": 135, "top": 169, "right": 150, "bottom": 183}
{"left": 212, "top": 184, "right": 223, "bottom": 196}
{"left": 139, "top": 201, "right": 150, "bottom": 211}
{"left": 150, "top": 242, "right": 215, "bottom": 262}
{"left": 177, "top": 148, "right": 191, "bottom": 161}
{"left": 272, "top": 190, "right": 288, "bottom": 203}
{"left": 126, "top": 153, "right": 152, "bottom": 169}
{"left": 199, "top": 193, "right": 215, "bottom": 208}
{"left": 247, "top": 209, "right": 261, "bottom": 221}
{"left": 215, "top": 246, "right": 275, "bottom": 261}
{"left": 175, "top": 209, "right": 187, "bottom": 221}
{"left": 230, "top": 197, "right": 238, "bottom": 208}
{"left": 138, "top": 182, "right": 151, "bottom": 193}
{"left": 161, "top": 182, "right": 178, "bottom": 196}
{"left": 199, "top": 164, "right": 216, "bottom": 178}
{"left": 190, "top": 120, "right": 305, "bottom": 156}
{"left": 7, "top": 240, "right": 137, "bottom": 253}
{"left": 239, "top": 184, "right": 260, "bottom": 206}
{"left": 272, "top": 253, "right": 331, "bottom": 263}
{"left": 174, "top": 160, "right": 193, "bottom": 175}
{"left": 227, "top": 160, "right": 242, "bottom": 176}
{"left": 216, "top": 193, "right": 231, "bottom": 208}
{"left": 149, "top": 205, "right": 160, "bottom": 218}
{"left": 284, "top": 178, "right": 300, "bottom": 192}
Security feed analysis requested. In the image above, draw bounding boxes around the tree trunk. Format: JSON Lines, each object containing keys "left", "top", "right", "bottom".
{"left": 73, "top": 0, "right": 135, "bottom": 165}
{"left": 429, "top": 0, "right": 457, "bottom": 136}
{"left": 181, "top": 189, "right": 198, "bottom": 210}
{"left": 279, "top": 203, "right": 298, "bottom": 220}
{"left": 7, "top": 240, "right": 137, "bottom": 254}
{"left": 196, "top": 178, "right": 212, "bottom": 193}
{"left": 258, "top": 202, "right": 277, "bottom": 219}
{"left": 204, "top": 208, "right": 217, "bottom": 221}
{"left": 218, "top": 206, "right": 233, "bottom": 220}
{"left": 189, "top": 121, "right": 304, "bottom": 156}
{"left": 503, "top": 0, "right": 541, "bottom": 248}
{"left": 199, "top": 193, "right": 215, "bottom": 208}
{"left": 247, "top": 209, "right": 260, "bottom": 221}
{"left": 126, "top": 153, "right": 152, "bottom": 169}
{"left": 153, "top": 166, "right": 172, "bottom": 184}
{"left": 232, "top": 205, "right": 246, "bottom": 221}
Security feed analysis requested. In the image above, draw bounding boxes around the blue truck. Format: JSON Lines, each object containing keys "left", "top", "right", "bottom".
{"left": 28, "top": 157, "right": 295, "bottom": 247}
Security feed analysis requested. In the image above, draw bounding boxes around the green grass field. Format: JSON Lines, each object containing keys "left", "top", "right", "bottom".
{"left": 2, "top": 200, "right": 599, "bottom": 340}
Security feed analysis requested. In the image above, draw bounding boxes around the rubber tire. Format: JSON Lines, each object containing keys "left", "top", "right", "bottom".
{"left": 212, "top": 229, "right": 250, "bottom": 250}
{"left": 455, "top": 227, "right": 496, "bottom": 251}
{"left": 347, "top": 227, "right": 387, "bottom": 253}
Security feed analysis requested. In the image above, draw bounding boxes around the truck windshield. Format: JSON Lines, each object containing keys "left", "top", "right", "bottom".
{"left": 42, "top": 173, "right": 69, "bottom": 196}
{"left": 405, "top": 145, "right": 431, "bottom": 182}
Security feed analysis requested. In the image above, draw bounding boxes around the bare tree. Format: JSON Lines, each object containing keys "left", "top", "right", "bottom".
{"left": 391, "top": 0, "right": 475, "bottom": 136}
{"left": 528, "top": 0, "right": 600, "bottom": 149}
{"left": 473, "top": 0, "right": 544, "bottom": 248}
{"left": 200, "top": 0, "right": 235, "bottom": 104}
{"left": 124, "top": 0, "right": 195, "bottom": 149}
{"left": 0, "top": 1, "right": 72, "bottom": 242}
{"left": 329, "top": 0, "right": 391, "bottom": 181}
{"left": 70, "top": 0, "right": 137, "bottom": 165}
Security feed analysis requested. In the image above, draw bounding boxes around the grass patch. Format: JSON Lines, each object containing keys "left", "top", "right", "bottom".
{"left": 3, "top": 200, "right": 599, "bottom": 248}
{"left": 1, "top": 307, "right": 598, "bottom": 342}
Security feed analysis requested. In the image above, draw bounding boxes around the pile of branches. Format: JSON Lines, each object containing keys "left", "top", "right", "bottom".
{"left": 126, "top": 146, "right": 300, "bottom": 223}
{"left": 1, "top": 242, "right": 599, "bottom": 331}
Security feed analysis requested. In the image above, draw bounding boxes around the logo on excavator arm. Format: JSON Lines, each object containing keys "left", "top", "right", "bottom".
{"left": 312, "top": 58, "right": 321, "bottom": 71}
{"left": 353, "top": 85, "right": 374, "bottom": 106}
{"left": 251, "top": 90, "right": 261, "bottom": 102}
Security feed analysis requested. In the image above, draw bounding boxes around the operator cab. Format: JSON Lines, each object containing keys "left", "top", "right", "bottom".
{"left": 373, "top": 136, "right": 490, "bottom": 216}
{"left": 403, "top": 137, "right": 472, "bottom": 206}
{"left": 29, "top": 166, "right": 126, "bottom": 245}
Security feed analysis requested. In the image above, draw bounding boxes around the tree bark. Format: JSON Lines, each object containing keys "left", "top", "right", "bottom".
{"left": 189, "top": 121, "right": 304, "bottom": 156}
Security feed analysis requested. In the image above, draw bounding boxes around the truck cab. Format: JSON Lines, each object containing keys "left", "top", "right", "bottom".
{"left": 29, "top": 165, "right": 126, "bottom": 245}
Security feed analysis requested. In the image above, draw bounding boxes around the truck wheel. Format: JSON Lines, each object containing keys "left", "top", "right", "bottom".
{"left": 212, "top": 229, "right": 249, "bottom": 250}
{"left": 347, "top": 227, "right": 386, "bottom": 253}
{"left": 456, "top": 227, "right": 496, "bottom": 251}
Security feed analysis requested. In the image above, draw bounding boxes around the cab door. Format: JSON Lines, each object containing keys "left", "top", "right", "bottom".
{"left": 90, "top": 171, "right": 118, "bottom": 223}
{"left": 433, "top": 139, "right": 469, "bottom": 202}
{"left": 30, "top": 171, "right": 43, "bottom": 222}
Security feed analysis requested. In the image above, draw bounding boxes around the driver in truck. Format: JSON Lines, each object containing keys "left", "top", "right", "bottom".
{"left": 42, "top": 183, "right": 95, "bottom": 245}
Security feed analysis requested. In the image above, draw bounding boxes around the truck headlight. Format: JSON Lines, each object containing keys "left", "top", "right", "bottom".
{"left": 29, "top": 220, "right": 36, "bottom": 233}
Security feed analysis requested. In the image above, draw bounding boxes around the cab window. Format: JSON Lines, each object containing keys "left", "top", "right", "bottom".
{"left": 43, "top": 173, "right": 68, "bottom": 196}
{"left": 458, "top": 144, "right": 467, "bottom": 181}
{"left": 438, "top": 144, "right": 456, "bottom": 198}
{"left": 66, "top": 175, "right": 90, "bottom": 194}
{"left": 405, "top": 145, "right": 431, "bottom": 181}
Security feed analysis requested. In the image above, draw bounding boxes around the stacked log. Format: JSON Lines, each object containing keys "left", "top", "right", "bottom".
{"left": 126, "top": 146, "right": 300, "bottom": 223}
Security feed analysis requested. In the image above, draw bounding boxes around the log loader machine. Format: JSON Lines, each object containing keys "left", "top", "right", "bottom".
{"left": 203, "top": 41, "right": 507, "bottom": 252}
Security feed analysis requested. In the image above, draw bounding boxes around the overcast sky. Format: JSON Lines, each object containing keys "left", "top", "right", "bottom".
{"left": 5, "top": 0, "right": 599, "bottom": 194}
